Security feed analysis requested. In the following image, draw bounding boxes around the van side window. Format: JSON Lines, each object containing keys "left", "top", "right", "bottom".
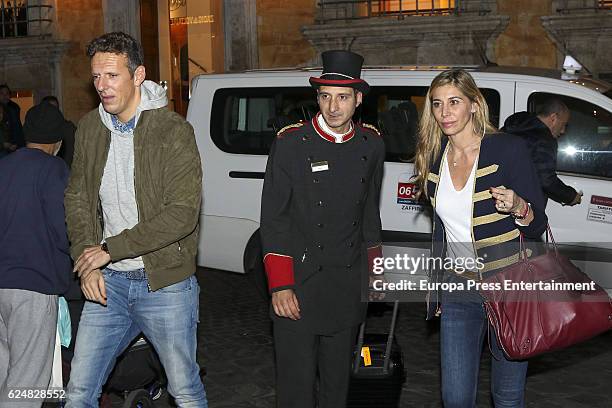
{"left": 528, "top": 93, "right": 612, "bottom": 179}
{"left": 357, "top": 86, "right": 500, "bottom": 162}
{"left": 211, "top": 87, "right": 316, "bottom": 155}
{"left": 211, "top": 86, "right": 500, "bottom": 159}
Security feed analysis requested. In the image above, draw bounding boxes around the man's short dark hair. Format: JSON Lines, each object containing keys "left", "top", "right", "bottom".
{"left": 86, "top": 32, "right": 144, "bottom": 76}
{"left": 536, "top": 98, "right": 568, "bottom": 117}
{"left": 41, "top": 95, "right": 59, "bottom": 106}
{"left": 0, "top": 84, "right": 10, "bottom": 93}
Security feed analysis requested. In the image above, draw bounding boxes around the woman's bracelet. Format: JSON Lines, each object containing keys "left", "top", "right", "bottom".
{"left": 513, "top": 200, "right": 530, "bottom": 219}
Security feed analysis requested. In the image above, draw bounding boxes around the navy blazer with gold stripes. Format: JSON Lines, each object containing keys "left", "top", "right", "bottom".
{"left": 425, "top": 132, "right": 548, "bottom": 319}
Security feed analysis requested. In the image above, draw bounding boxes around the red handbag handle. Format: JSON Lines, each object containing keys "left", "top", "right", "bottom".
{"left": 546, "top": 224, "right": 558, "bottom": 253}
{"left": 520, "top": 224, "right": 559, "bottom": 261}
{"left": 518, "top": 232, "right": 529, "bottom": 262}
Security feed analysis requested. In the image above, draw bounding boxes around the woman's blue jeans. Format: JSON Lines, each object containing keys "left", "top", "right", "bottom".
{"left": 440, "top": 300, "right": 528, "bottom": 408}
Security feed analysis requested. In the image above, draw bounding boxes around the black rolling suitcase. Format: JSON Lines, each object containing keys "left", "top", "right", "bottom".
{"left": 347, "top": 301, "right": 405, "bottom": 408}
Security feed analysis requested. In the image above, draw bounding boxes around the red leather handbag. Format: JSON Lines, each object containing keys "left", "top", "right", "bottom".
{"left": 478, "top": 226, "right": 612, "bottom": 360}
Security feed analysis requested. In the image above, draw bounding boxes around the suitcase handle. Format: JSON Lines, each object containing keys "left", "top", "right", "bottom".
{"left": 352, "top": 300, "right": 399, "bottom": 375}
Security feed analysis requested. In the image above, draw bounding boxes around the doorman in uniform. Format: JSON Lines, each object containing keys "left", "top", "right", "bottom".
{"left": 260, "top": 50, "right": 385, "bottom": 408}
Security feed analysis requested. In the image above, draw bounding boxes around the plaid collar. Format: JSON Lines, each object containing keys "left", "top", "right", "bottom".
{"left": 111, "top": 115, "right": 136, "bottom": 133}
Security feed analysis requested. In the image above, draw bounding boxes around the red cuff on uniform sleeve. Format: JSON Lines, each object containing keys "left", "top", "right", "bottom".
{"left": 367, "top": 244, "right": 383, "bottom": 274}
{"left": 263, "top": 253, "right": 295, "bottom": 291}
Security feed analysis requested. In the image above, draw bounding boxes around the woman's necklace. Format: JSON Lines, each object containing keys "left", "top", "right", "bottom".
{"left": 450, "top": 139, "right": 482, "bottom": 167}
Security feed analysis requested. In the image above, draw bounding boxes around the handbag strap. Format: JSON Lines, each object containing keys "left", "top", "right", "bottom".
{"left": 546, "top": 224, "right": 559, "bottom": 256}
{"left": 518, "top": 232, "right": 529, "bottom": 262}
{"left": 520, "top": 224, "right": 559, "bottom": 260}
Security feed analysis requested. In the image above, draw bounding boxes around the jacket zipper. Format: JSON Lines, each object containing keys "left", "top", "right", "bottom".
{"left": 131, "top": 124, "right": 151, "bottom": 292}
{"left": 96, "top": 134, "right": 111, "bottom": 245}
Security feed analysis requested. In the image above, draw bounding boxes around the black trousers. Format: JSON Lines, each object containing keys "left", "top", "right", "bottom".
{"left": 274, "top": 324, "right": 358, "bottom": 408}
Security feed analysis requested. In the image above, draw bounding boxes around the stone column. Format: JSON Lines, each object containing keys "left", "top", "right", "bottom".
{"left": 102, "top": 0, "right": 141, "bottom": 39}
{"left": 223, "top": 0, "right": 258, "bottom": 71}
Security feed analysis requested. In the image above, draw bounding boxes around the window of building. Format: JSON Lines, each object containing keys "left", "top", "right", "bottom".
{"left": 528, "top": 92, "right": 612, "bottom": 179}
{"left": 1, "top": 1, "right": 28, "bottom": 38}
{"left": 211, "top": 86, "right": 500, "bottom": 161}
{"left": 372, "top": 0, "right": 457, "bottom": 15}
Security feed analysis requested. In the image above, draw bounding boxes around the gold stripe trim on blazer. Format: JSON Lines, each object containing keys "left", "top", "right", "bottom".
{"left": 431, "top": 197, "right": 436, "bottom": 207}
{"left": 473, "top": 185, "right": 505, "bottom": 203}
{"left": 428, "top": 173, "right": 440, "bottom": 184}
{"left": 476, "top": 164, "right": 499, "bottom": 178}
{"left": 481, "top": 248, "right": 533, "bottom": 273}
{"left": 473, "top": 212, "right": 510, "bottom": 226}
{"left": 475, "top": 229, "right": 520, "bottom": 250}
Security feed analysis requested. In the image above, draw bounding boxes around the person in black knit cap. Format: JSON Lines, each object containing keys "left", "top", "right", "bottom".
{"left": 0, "top": 102, "right": 71, "bottom": 406}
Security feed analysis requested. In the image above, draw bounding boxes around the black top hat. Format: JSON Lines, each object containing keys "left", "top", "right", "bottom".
{"left": 309, "top": 50, "right": 369, "bottom": 95}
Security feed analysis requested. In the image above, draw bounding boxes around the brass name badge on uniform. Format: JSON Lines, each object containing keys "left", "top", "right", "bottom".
{"left": 311, "top": 161, "right": 329, "bottom": 172}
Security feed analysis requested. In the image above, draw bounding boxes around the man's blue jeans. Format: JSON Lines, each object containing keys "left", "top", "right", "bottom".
{"left": 66, "top": 269, "right": 207, "bottom": 408}
{"left": 440, "top": 300, "right": 528, "bottom": 408}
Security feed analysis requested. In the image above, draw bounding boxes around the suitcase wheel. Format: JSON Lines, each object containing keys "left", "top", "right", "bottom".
{"left": 123, "top": 389, "right": 153, "bottom": 408}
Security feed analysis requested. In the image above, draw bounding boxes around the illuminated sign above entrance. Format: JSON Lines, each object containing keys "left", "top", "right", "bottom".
{"left": 170, "top": 15, "right": 215, "bottom": 25}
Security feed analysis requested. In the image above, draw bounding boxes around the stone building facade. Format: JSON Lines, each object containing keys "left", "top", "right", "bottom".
{"left": 224, "top": 0, "right": 612, "bottom": 79}
{"left": 0, "top": 1, "right": 73, "bottom": 118}
{"left": 298, "top": 0, "right": 612, "bottom": 78}
{"left": 542, "top": 0, "right": 612, "bottom": 79}
{"left": 2, "top": 0, "right": 609, "bottom": 123}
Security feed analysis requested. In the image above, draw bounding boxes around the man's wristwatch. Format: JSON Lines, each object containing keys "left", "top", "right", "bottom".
{"left": 101, "top": 242, "right": 110, "bottom": 255}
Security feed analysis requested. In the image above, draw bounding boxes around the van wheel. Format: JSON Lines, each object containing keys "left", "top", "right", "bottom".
{"left": 244, "top": 231, "right": 270, "bottom": 301}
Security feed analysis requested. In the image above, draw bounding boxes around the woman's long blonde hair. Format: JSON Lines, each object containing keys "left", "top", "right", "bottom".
{"left": 414, "top": 69, "right": 497, "bottom": 198}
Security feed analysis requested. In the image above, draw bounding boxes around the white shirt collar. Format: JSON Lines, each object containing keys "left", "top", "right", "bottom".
{"left": 317, "top": 114, "right": 353, "bottom": 144}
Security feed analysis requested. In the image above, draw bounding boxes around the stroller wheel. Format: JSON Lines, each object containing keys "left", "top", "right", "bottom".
{"left": 123, "top": 389, "right": 153, "bottom": 408}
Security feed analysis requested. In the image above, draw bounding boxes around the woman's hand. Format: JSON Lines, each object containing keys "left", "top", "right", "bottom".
{"left": 489, "top": 186, "right": 526, "bottom": 216}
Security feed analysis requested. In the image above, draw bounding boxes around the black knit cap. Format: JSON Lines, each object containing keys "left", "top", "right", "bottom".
{"left": 23, "top": 102, "right": 70, "bottom": 144}
{"left": 309, "top": 50, "right": 370, "bottom": 94}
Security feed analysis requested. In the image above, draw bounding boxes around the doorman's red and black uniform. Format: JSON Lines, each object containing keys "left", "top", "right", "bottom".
{"left": 260, "top": 113, "right": 384, "bottom": 334}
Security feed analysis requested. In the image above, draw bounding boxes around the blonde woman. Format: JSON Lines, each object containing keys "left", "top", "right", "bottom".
{"left": 414, "top": 70, "right": 547, "bottom": 407}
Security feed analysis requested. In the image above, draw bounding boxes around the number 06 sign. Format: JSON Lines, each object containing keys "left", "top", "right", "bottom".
{"left": 397, "top": 173, "right": 423, "bottom": 212}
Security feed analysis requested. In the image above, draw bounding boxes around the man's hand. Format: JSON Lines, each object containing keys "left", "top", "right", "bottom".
{"left": 74, "top": 245, "right": 111, "bottom": 278}
{"left": 568, "top": 191, "right": 583, "bottom": 206}
{"left": 271, "top": 289, "right": 301, "bottom": 320}
{"left": 81, "top": 269, "right": 107, "bottom": 306}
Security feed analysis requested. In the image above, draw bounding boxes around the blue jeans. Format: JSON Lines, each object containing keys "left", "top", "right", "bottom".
{"left": 65, "top": 269, "right": 207, "bottom": 408}
{"left": 440, "top": 300, "right": 528, "bottom": 408}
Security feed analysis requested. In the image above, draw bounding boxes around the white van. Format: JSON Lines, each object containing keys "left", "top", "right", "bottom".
{"left": 186, "top": 67, "right": 612, "bottom": 294}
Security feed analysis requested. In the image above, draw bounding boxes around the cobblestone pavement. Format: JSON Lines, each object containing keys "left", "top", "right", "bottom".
{"left": 112, "top": 267, "right": 611, "bottom": 407}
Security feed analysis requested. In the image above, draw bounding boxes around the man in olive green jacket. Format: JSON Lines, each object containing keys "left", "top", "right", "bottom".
{"left": 64, "top": 32, "right": 207, "bottom": 408}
